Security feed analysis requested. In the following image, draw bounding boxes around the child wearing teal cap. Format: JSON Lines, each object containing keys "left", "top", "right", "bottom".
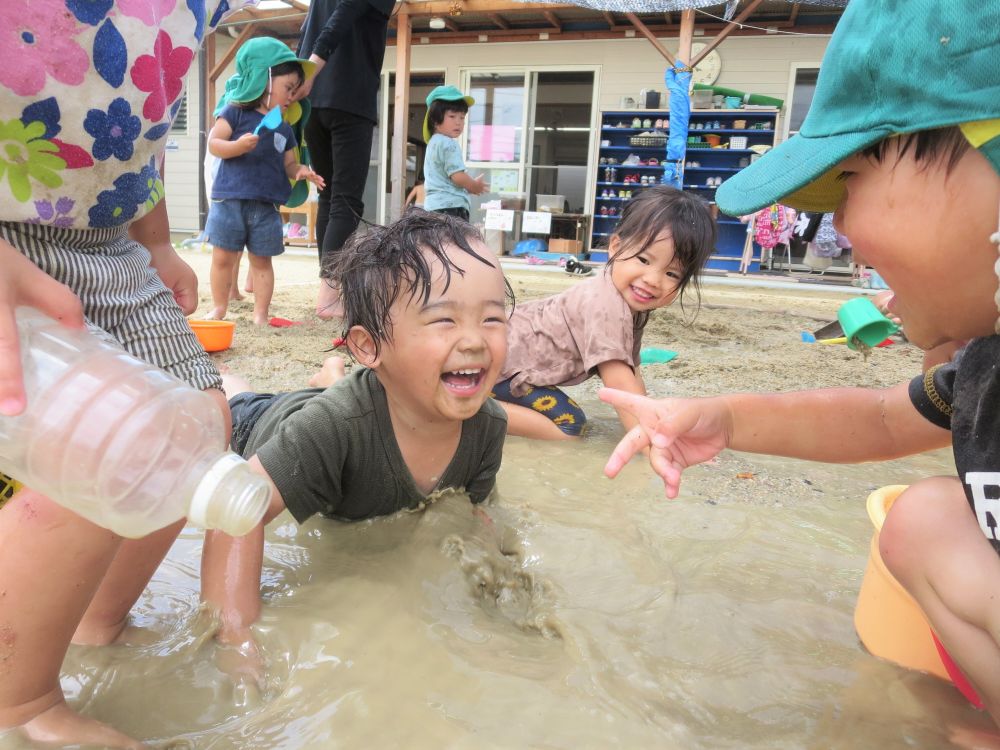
{"left": 600, "top": 0, "right": 1000, "bottom": 728}
{"left": 204, "top": 37, "right": 325, "bottom": 325}
{"left": 422, "top": 85, "right": 488, "bottom": 221}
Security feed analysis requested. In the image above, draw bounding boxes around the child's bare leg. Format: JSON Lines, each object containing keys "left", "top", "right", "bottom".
{"left": 207, "top": 247, "right": 240, "bottom": 320}
{"left": 72, "top": 520, "right": 185, "bottom": 645}
{"left": 0, "top": 489, "right": 143, "bottom": 748}
{"left": 880, "top": 476, "right": 1000, "bottom": 727}
{"left": 307, "top": 356, "right": 346, "bottom": 388}
{"left": 498, "top": 402, "right": 578, "bottom": 441}
{"left": 246, "top": 252, "right": 274, "bottom": 326}
{"left": 228, "top": 252, "right": 244, "bottom": 301}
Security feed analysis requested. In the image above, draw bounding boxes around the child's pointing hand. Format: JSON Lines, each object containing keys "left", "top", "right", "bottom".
{"left": 598, "top": 388, "right": 732, "bottom": 498}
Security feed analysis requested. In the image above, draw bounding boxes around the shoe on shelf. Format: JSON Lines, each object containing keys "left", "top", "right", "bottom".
{"left": 622, "top": 153, "right": 642, "bottom": 166}
{"left": 565, "top": 258, "right": 594, "bottom": 277}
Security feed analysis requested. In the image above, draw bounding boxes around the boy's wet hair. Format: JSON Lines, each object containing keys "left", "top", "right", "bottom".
{"left": 326, "top": 210, "right": 514, "bottom": 358}
{"left": 860, "top": 126, "right": 970, "bottom": 174}
{"left": 427, "top": 98, "right": 469, "bottom": 134}
{"left": 606, "top": 184, "right": 716, "bottom": 323}
{"left": 237, "top": 61, "right": 304, "bottom": 111}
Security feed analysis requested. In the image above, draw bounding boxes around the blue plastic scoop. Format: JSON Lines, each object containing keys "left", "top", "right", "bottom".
{"left": 253, "top": 106, "right": 282, "bottom": 135}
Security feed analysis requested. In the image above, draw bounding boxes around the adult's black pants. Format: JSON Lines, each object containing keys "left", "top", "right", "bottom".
{"left": 306, "top": 107, "right": 375, "bottom": 277}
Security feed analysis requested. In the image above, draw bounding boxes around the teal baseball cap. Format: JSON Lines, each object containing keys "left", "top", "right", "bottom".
{"left": 217, "top": 37, "right": 317, "bottom": 114}
{"left": 423, "top": 85, "right": 475, "bottom": 143}
{"left": 716, "top": 0, "right": 1000, "bottom": 216}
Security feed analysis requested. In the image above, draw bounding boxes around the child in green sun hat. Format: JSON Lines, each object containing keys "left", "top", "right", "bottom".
{"left": 204, "top": 37, "right": 325, "bottom": 325}
{"left": 599, "top": 0, "right": 1000, "bottom": 726}
{"left": 422, "top": 84, "right": 488, "bottom": 221}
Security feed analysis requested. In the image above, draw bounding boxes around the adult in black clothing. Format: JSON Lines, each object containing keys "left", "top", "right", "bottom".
{"left": 296, "top": 0, "right": 394, "bottom": 319}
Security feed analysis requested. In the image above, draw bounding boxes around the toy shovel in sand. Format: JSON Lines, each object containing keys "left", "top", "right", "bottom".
{"left": 253, "top": 106, "right": 282, "bottom": 135}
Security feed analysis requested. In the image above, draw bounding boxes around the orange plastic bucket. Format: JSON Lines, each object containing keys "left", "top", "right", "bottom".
{"left": 188, "top": 319, "right": 235, "bottom": 353}
{"left": 854, "top": 485, "right": 949, "bottom": 680}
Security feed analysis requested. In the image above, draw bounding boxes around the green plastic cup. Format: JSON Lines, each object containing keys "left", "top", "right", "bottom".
{"left": 837, "top": 297, "right": 899, "bottom": 350}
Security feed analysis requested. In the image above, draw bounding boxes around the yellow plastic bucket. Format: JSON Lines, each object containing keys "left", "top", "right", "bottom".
{"left": 853, "top": 485, "right": 949, "bottom": 680}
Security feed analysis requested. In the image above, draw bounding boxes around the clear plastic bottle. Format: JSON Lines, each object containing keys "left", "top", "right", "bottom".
{"left": 0, "top": 308, "right": 270, "bottom": 538}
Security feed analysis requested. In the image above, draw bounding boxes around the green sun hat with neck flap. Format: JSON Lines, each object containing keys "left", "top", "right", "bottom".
{"left": 423, "top": 85, "right": 475, "bottom": 143}
{"left": 716, "top": 0, "right": 1000, "bottom": 217}
{"left": 216, "top": 37, "right": 317, "bottom": 115}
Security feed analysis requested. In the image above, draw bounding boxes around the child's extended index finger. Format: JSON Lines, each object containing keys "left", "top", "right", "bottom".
{"left": 598, "top": 387, "right": 650, "bottom": 416}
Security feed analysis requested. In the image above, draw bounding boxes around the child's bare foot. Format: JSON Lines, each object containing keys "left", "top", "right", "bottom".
{"left": 308, "top": 356, "right": 346, "bottom": 388}
{"left": 228, "top": 289, "right": 245, "bottom": 302}
{"left": 252, "top": 313, "right": 269, "bottom": 326}
{"left": 202, "top": 307, "right": 226, "bottom": 321}
{"left": 18, "top": 699, "right": 145, "bottom": 748}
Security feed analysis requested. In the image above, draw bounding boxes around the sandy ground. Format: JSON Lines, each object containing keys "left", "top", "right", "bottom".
{"left": 183, "top": 245, "right": 922, "bottom": 398}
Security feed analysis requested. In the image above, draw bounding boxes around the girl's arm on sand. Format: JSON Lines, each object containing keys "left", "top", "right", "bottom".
{"left": 597, "top": 359, "right": 646, "bottom": 438}
{"left": 201, "top": 456, "right": 287, "bottom": 646}
{"left": 600, "top": 382, "right": 952, "bottom": 498}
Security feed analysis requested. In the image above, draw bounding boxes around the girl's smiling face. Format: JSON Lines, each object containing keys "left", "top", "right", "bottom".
{"left": 608, "top": 232, "right": 684, "bottom": 313}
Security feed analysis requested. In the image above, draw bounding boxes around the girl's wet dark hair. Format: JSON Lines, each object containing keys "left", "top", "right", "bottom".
{"left": 605, "top": 184, "right": 716, "bottom": 324}
{"left": 237, "top": 61, "right": 304, "bottom": 111}
{"left": 427, "top": 98, "right": 469, "bottom": 134}
{"left": 324, "top": 210, "right": 514, "bottom": 358}
{"left": 860, "top": 126, "right": 970, "bottom": 173}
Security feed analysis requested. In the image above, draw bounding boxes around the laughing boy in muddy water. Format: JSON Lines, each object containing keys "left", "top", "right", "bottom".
{"left": 600, "top": 0, "right": 1000, "bottom": 730}
{"left": 200, "top": 211, "right": 510, "bottom": 650}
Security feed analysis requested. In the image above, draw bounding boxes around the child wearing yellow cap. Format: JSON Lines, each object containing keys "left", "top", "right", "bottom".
{"left": 600, "top": 0, "right": 1000, "bottom": 729}
{"left": 422, "top": 85, "right": 488, "bottom": 221}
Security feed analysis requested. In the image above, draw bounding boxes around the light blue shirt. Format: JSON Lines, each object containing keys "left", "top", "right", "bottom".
{"left": 423, "top": 133, "right": 471, "bottom": 212}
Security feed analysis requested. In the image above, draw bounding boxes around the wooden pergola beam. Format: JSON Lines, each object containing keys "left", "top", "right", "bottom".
{"left": 677, "top": 8, "right": 694, "bottom": 67}
{"left": 690, "top": 0, "right": 765, "bottom": 68}
{"left": 602, "top": 11, "right": 615, "bottom": 29}
{"left": 789, "top": 2, "right": 801, "bottom": 24}
{"left": 279, "top": 0, "right": 309, "bottom": 11}
{"left": 209, "top": 22, "right": 255, "bottom": 81}
{"left": 487, "top": 12, "right": 510, "bottom": 29}
{"left": 403, "top": 0, "right": 575, "bottom": 15}
{"left": 624, "top": 12, "right": 675, "bottom": 66}
{"left": 542, "top": 10, "right": 561, "bottom": 31}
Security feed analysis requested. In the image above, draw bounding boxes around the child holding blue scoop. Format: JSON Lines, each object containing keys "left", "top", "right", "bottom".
{"left": 204, "top": 38, "right": 325, "bottom": 325}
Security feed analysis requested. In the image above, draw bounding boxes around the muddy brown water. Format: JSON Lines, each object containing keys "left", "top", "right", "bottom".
{"left": 4, "top": 251, "right": 992, "bottom": 748}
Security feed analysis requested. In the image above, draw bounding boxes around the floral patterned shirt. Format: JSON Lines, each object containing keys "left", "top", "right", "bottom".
{"left": 0, "top": 0, "right": 256, "bottom": 229}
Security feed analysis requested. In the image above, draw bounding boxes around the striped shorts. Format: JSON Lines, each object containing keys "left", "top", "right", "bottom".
{"left": 1, "top": 221, "right": 222, "bottom": 392}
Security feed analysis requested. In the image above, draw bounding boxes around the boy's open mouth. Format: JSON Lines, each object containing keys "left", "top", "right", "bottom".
{"left": 441, "top": 368, "right": 486, "bottom": 393}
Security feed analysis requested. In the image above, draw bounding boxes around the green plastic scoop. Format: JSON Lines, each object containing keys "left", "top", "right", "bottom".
{"left": 253, "top": 106, "right": 282, "bottom": 135}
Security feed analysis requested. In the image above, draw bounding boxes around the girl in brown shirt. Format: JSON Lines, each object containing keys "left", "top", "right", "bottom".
{"left": 493, "top": 185, "right": 715, "bottom": 439}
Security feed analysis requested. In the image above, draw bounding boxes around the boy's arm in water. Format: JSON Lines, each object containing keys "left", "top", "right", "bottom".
{"left": 201, "top": 455, "right": 287, "bottom": 646}
{"left": 0, "top": 238, "right": 86, "bottom": 415}
{"left": 600, "top": 382, "right": 952, "bottom": 498}
{"left": 208, "top": 116, "right": 258, "bottom": 160}
{"left": 597, "top": 359, "right": 646, "bottom": 439}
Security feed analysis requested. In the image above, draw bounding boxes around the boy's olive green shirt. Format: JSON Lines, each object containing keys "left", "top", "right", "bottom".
{"left": 246, "top": 368, "right": 507, "bottom": 523}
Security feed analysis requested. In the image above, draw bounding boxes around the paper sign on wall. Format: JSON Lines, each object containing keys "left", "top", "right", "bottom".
{"left": 521, "top": 211, "right": 552, "bottom": 235}
{"left": 484, "top": 209, "right": 515, "bottom": 232}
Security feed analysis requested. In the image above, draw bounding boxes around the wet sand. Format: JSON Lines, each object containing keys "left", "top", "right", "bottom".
{"left": 5, "top": 249, "right": 987, "bottom": 750}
